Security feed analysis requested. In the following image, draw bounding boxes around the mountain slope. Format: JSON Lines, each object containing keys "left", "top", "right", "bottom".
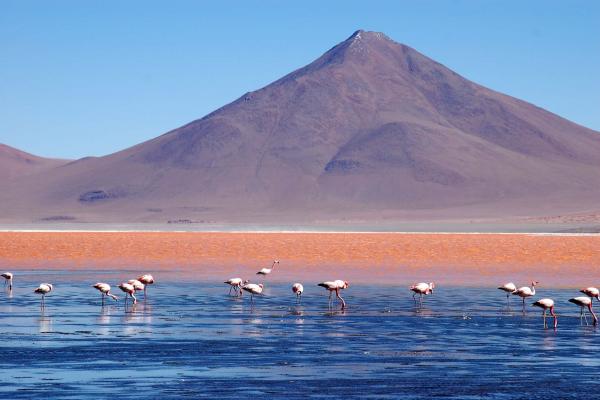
{"left": 0, "top": 144, "right": 70, "bottom": 182}
{"left": 2, "top": 30, "right": 600, "bottom": 223}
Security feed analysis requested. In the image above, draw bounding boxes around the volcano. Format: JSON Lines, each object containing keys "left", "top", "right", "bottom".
{"left": 2, "top": 30, "right": 600, "bottom": 224}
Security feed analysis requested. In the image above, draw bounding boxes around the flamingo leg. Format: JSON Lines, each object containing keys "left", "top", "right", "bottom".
{"left": 102, "top": 293, "right": 105, "bottom": 307}
{"left": 228, "top": 286, "right": 233, "bottom": 295}
{"left": 543, "top": 310, "right": 547, "bottom": 328}
{"left": 335, "top": 289, "right": 346, "bottom": 310}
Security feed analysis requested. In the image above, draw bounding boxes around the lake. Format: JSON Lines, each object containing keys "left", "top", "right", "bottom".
{"left": 0, "top": 269, "right": 598, "bottom": 399}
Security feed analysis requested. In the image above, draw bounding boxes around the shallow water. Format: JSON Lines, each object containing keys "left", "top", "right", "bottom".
{"left": 1, "top": 270, "right": 599, "bottom": 399}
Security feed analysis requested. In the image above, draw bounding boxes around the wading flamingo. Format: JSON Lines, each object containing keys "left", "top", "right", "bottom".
{"left": 292, "top": 283, "right": 304, "bottom": 301}
{"left": 498, "top": 282, "right": 517, "bottom": 305}
{"left": 257, "top": 260, "right": 279, "bottom": 277}
{"left": 318, "top": 280, "right": 349, "bottom": 309}
{"left": 137, "top": 274, "right": 155, "bottom": 296}
{"left": 410, "top": 282, "right": 435, "bottom": 306}
{"left": 241, "top": 283, "right": 263, "bottom": 304}
{"left": 580, "top": 287, "right": 600, "bottom": 303}
{"left": 93, "top": 283, "right": 118, "bottom": 306}
{"left": 128, "top": 279, "right": 145, "bottom": 293}
{"left": 34, "top": 283, "right": 53, "bottom": 308}
{"left": 513, "top": 281, "right": 538, "bottom": 310}
{"left": 1, "top": 272, "right": 13, "bottom": 290}
{"left": 569, "top": 296, "right": 598, "bottom": 326}
{"left": 118, "top": 282, "right": 137, "bottom": 305}
{"left": 224, "top": 278, "right": 248, "bottom": 296}
{"left": 532, "top": 298, "right": 557, "bottom": 329}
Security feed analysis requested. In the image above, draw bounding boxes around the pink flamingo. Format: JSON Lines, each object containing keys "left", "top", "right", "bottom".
{"left": 292, "top": 283, "right": 304, "bottom": 301}
{"left": 497, "top": 282, "right": 517, "bottom": 305}
{"left": 1, "top": 272, "right": 13, "bottom": 290}
{"left": 410, "top": 282, "right": 435, "bottom": 306}
{"left": 241, "top": 283, "right": 263, "bottom": 304}
{"left": 224, "top": 278, "right": 249, "bottom": 296}
{"left": 137, "top": 274, "right": 155, "bottom": 296}
{"left": 512, "top": 281, "right": 538, "bottom": 311}
{"left": 257, "top": 260, "right": 279, "bottom": 277}
{"left": 580, "top": 287, "right": 599, "bottom": 303}
{"left": 318, "top": 280, "right": 349, "bottom": 309}
{"left": 569, "top": 296, "right": 598, "bottom": 326}
{"left": 532, "top": 298, "right": 557, "bottom": 329}
{"left": 118, "top": 282, "right": 137, "bottom": 305}
{"left": 34, "top": 283, "right": 53, "bottom": 308}
{"left": 93, "top": 283, "right": 118, "bottom": 306}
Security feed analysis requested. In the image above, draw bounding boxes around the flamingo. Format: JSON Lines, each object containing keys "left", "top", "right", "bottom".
{"left": 497, "top": 282, "right": 517, "bottom": 305}
{"left": 532, "top": 298, "right": 557, "bottom": 329}
{"left": 34, "top": 283, "right": 53, "bottom": 308}
{"left": 580, "top": 287, "right": 600, "bottom": 303}
{"left": 241, "top": 283, "right": 263, "bottom": 303}
{"left": 1, "top": 272, "right": 13, "bottom": 290}
{"left": 118, "top": 282, "right": 137, "bottom": 305}
{"left": 569, "top": 296, "right": 598, "bottom": 326}
{"left": 93, "top": 283, "right": 118, "bottom": 306}
{"left": 512, "top": 281, "right": 538, "bottom": 310}
{"left": 257, "top": 260, "right": 279, "bottom": 276}
{"left": 127, "top": 279, "right": 145, "bottom": 297}
{"left": 318, "top": 280, "right": 349, "bottom": 309}
{"left": 292, "top": 283, "right": 304, "bottom": 301}
{"left": 137, "top": 274, "right": 155, "bottom": 296}
{"left": 224, "top": 278, "right": 248, "bottom": 296}
{"left": 410, "top": 282, "right": 435, "bottom": 306}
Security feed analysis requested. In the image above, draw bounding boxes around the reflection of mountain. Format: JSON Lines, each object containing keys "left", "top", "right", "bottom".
{"left": 2, "top": 30, "right": 600, "bottom": 223}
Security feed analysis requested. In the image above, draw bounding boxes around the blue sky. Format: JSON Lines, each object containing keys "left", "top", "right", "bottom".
{"left": 1, "top": 0, "right": 598, "bottom": 159}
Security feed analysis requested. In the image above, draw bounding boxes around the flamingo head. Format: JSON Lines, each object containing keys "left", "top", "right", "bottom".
{"left": 342, "top": 281, "right": 349, "bottom": 289}
{"left": 243, "top": 279, "right": 250, "bottom": 285}
{"left": 532, "top": 281, "right": 539, "bottom": 287}
{"left": 258, "top": 284, "right": 264, "bottom": 288}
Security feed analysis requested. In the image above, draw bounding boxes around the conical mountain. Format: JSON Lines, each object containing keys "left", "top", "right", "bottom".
{"left": 2, "top": 30, "right": 600, "bottom": 223}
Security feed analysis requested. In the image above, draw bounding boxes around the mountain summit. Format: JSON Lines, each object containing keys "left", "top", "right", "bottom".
{"left": 2, "top": 31, "right": 600, "bottom": 224}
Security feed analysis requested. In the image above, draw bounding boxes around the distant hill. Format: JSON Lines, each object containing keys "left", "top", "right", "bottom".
{"left": 0, "top": 143, "right": 69, "bottom": 182}
{"left": 2, "top": 30, "right": 600, "bottom": 224}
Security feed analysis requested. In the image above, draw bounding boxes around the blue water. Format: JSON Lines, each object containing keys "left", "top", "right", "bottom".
{"left": 1, "top": 270, "right": 599, "bottom": 399}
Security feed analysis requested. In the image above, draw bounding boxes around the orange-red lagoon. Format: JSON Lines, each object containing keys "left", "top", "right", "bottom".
{"left": 1, "top": 231, "right": 599, "bottom": 286}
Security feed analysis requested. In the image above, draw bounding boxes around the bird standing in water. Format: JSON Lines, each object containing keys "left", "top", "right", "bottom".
{"left": 224, "top": 278, "right": 248, "bottom": 296}
{"left": 242, "top": 283, "right": 264, "bottom": 304}
{"left": 1, "top": 272, "right": 13, "bottom": 290}
{"left": 34, "top": 283, "right": 53, "bottom": 308}
{"left": 580, "top": 287, "right": 599, "bottom": 303}
{"left": 292, "top": 283, "right": 304, "bottom": 301}
{"left": 118, "top": 282, "right": 137, "bottom": 306}
{"left": 93, "top": 283, "right": 118, "bottom": 306}
{"left": 498, "top": 282, "right": 517, "bottom": 306}
{"left": 532, "top": 298, "right": 557, "bottom": 329}
{"left": 318, "top": 280, "right": 349, "bottom": 309}
{"left": 410, "top": 282, "right": 435, "bottom": 306}
{"left": 513, "top": 281, "right": 538, "bottom": 311}
{"left": 257, "top": 260, "right": 279, "bottom": 277}
{"left": 137, "top": 274, "right": 155, "bottom": 296}
{"left": 569, "top": 296, "right": 598, "bottom": 326}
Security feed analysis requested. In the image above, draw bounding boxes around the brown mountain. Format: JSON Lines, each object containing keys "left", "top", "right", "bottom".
{"left": 2, "top": 30, "right": 600, "bottom": 224}
{"left": 0, "top": 144, "right": 69, "bottom": 182}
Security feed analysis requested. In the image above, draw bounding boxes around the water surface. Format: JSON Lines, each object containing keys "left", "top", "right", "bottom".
{"left": 0, "top": 270, "right": 598, "bottom": 399}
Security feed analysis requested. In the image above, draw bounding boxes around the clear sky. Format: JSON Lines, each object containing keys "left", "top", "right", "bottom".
{"left": 1, "top": 0, "right": 599, "bottom": 159}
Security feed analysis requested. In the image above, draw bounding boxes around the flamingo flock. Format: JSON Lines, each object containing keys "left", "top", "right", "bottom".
{"left": 1, "top": 268, "right": 600, "bottom": 330}
{"left": 497, "top": 281, "right": 600, "bottom": 328}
